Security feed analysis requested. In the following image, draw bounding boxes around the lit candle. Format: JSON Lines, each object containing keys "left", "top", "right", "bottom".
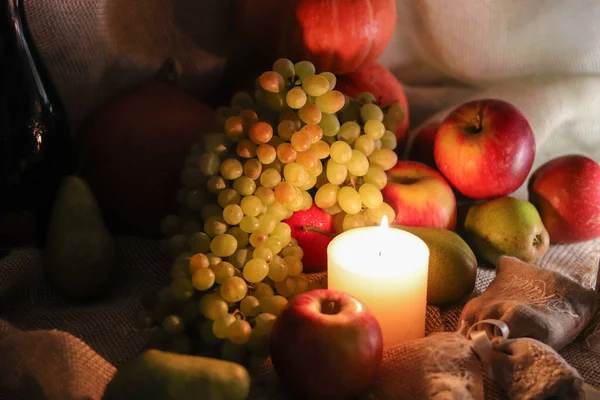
{"left": 327, "top": 217, "right": 429, "bottom": 347}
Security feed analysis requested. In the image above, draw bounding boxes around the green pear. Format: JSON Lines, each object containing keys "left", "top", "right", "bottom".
{"left": 44, "top": 176, "right": 117, "bottom": 299}
{"left": 463, "top": 196, "right": 550, "bottom": 266}
{"left": 102, "top": 350, "right": 251, "bottom": 400}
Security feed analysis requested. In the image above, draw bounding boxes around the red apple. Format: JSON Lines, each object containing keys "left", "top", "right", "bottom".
{"left": 433, "top": 99, "right": 535, "bottom": 200}
{"left": 270, "top": 289, "right": 383, "bottom": 400}
{"left": 336, "top": 62, "right": 410, "bottom": 143}
{"left": 406, "top": 121, "right": 439, "bottom": 168}
{"left": 283, "top": 204, "right": 335, "bottom": 273}
{"left": 528, "top": 154, "right": 600, "bottom": 243}
{"left": 382, "top": 161, "right": 457, "bottom": 230}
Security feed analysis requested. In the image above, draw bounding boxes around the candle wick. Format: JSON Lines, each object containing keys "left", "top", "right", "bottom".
{"left": 378, "top": 250, "right": 382, "bottom": 257}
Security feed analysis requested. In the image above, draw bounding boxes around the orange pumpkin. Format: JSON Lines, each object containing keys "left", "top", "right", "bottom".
{"left": 336, "top": 62, "right": 410, "bottom": 143}
{"left": 235, "top": 0, "right": 397, "bottom": 75}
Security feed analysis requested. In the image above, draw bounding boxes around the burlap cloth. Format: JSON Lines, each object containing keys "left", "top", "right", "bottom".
{"left": 0, "top": 237, "right": 598, "bottom": 400}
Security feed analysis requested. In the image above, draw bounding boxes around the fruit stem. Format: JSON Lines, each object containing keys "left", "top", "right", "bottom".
{"left": 301, "top": 226, "right": 337, "bottom": 238}
{"left": 471, "top": 107, "right": 484, "bottom": 133}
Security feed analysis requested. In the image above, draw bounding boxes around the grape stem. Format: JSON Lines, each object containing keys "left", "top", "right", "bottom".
{"left": 301, "top": 226, "right": 337, "bottom": 238}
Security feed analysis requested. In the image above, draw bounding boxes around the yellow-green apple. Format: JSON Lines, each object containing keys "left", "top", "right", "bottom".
{"left": 270, "top": 289, "right": 383, "bottom": 400}
{"left": 406, "top": 121, "right": 439, "bottom": 169}
{"left": 283, "top": 204, "right": 335, "bottom": 273}
{"left": 528, "top": 154, "right": 600, "bottom": 243}
{"left": 434, "top": 99, "right": 535, "bottom": 200}
{"left": 382, "top": 161, "right": 457, "bottom": 230}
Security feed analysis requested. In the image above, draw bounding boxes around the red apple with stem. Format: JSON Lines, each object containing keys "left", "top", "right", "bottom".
{"left": 283, "top": 204, "right": 335, "bottom": 273}
{"left": 270, "top": 289, "right": 383, "bottom": 400}
{"left": 382, "top": 161, "right": 457, "bottom": 230}
{"left": 434, "top": 99, "right": 535, "bottom": 200}
{"left": 528, "top": 154, "right": 600, "bottom": 243}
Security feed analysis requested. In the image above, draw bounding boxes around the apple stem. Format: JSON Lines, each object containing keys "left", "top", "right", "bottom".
{"left": 472, "top": 107, "right": 484, "bottom": 133}
{"left": 301, "top": 226, "right": 337, "bottom": 238}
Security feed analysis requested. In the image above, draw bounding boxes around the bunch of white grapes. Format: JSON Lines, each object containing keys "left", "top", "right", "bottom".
{"left": 135, "top": 58, "right": 404, "bottom": 368}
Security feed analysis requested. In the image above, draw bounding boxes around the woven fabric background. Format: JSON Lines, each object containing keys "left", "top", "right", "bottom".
{"left": 0, "top": 238, "right": 598, "bottom": 399}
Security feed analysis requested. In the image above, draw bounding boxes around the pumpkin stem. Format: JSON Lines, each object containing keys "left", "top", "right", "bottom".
{"left": 155, "top": 58, "right": 182, "bottom": 85}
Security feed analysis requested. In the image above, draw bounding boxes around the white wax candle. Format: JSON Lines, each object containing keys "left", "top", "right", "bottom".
{"left": 327, "top": 218, "right": 429, "bottom": 347}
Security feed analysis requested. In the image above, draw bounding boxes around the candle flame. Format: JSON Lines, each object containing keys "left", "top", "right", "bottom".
{"left": 380, "top": 215, "right": 389, "bottom": 229}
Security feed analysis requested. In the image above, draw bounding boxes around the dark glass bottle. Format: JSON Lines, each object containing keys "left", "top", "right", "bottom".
{"left": 0, "top": 0, "right": 75, "bottom": 248}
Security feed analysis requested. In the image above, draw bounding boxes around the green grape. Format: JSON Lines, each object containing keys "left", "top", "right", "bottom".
{"left": 181, "top": 168, "right": 204, "bottom": 189}
{"left": 253, "top": 247, "right": 273, "bottom": 263}
{"left": 265, "top": 91, "right": 286, "bottom": 111}
{"left": 311, "top": 140, "right": 330, "bottom": 159}
{"left": 284, "top": 256, "right": 303, "bottom": 276}
{"left": 204, "top": 216, "right": 228, "bottom": 237}
{"left": 338, "top": 186, "right": 362, "bottom": 215}
{"left": 240, "top": 296, "right": 261, "bottom": 317}
{"left": 192, "top": 268, "right": 215, "bottom": 291}
{"left": 204, "top": 133, "right": 229, "bottom": 155}
{"left": 227, "top": 227, "right": 249, "bottom": 248}
{"left": 274, "top": 181, "right": 296, "bottom": 205}
{"left": 224, "top": 116, "right": 245, "bottom": 141}
{"left": 286, "top": 87, "right": 307, "bottom": 109}
{"left": 301, "top": 124, "right": 323, "bottom": 144}
{"left": 285, "top": 190, "right": 303, "bottom": 213}
{"left": 160, "top": 215, "right": 181, "bottom": 237}
{"left": 258, "top": 214, "right": 277, "bottom": 234}
{"left": 274, "top": 277, "right": 297, "bottom": 298}
{"left": 189, "top": 253, "right": 210, "bottom": 273}
{"left": 266, "top": 202, "right": 289, "bottom": 221}
{"left": 319, "top": 71, "right": 336, "bottom": 89}
{"left": 213, "top": 313, "right": 236, "bottom": 339}
{"left": 268, "top": 257, "right": 288, "bottom": 282}
{"left": 273, "top": 58, "right": 295, "bottom": 82}
{"left": 276, "top": 142, "right": 297, "bottom": 163}
{"left": 240, "top": 195, "right": 262, "bottom": 217}
{"left": 259, "top": 71, "right": 284, "bottom": 93}
{"left": 259, "top": 168, "right": 282, "bottom": 189}
{"left": 181, "top": 221, "right": 201, "bottom": 236}
{"left": 243, "top": 258, "right": 269, "bottom": 283}
{"left": 386, "top": 104, "right": 405, "bottom": 123}
{"left": 361, "top": 103, "right": 384, "bottom": 122}
{"left": 277, "top": 119, "right": 297, "bottom": 140}
{"left": 315, "top": 90, "right": 345, "bottom": 114}
{"left": 294, "top": 60, "right": 316, "bottom": 82}
{"left": 338, "top": 100, "right": 361, "bottom": 124}
{"left": 300, "top": 190, "right": 313, "bottom": 210}
{"left": 220, "top": 277, "right": 248, "bottom": 303}
{"left": 272, "top": 222, "right": 292, "bottom": 243}
{"left": 185, "top": 189, "right": 205, "bottom": 210}
{"left": 302, "top": 74, "right": 330, "bottom": 97}
{"left": 251, "top": 282, "right": 275, "bottom": 300}
{"left": 354, "top": 135, "right": 376, "bottom": 156}
{"left": 210, "top": 234, "right": 238, "bottom": 257}
{"left": 199, "top": 293, "right": 228, "bottom": 320}
{"left": 326, "top": 160, "right": 348, "bottom": 185}
{"left": 134, "top": 309, "right": 153, "bottom": 329}
{"left": 366, "top": 202, "right": 397, "bottom": 225}
{"left": 171, "top": 278, "right": 194, "bottom": 301}
{"left": 249, "top": 230, "right": 268, "bottom": 248}
{"left": 380, "top": 130, "right": 397, "bottom": 150}
{"left": 363, "top": 165, "right": 388, "bottom": 189}
{"left": 298, "top": 103, "right": 322, "bottom": 125}
{"left": 162, "top": 315, "right": 185, "bottom": 335}
{"left": 213, "top": 261, "right": 235, "bottom": 284}
{"left": 220, "top": 158, "right": 243, "bottom": 180}
{"left": 364, "top": 119, "right": 386, "bottom": 140}
{"left": 261, "top": 295, "right": 289, "bottom": 316}
{"left": 189, "top": 232, "right": 211, "bottom": 254}
{"left": 315, "top": 183, "right": 340, "bottom": 209}
{"left": 230, "top": 91, "right": 255, "bottom": 109}
{"left": 232, "top": 176, "right": 256, "bottom": 196}
{"left": 256, "top": 144, "right": 277, "bottom": 165}
{"left": 255, "top": 186, "right": 275, "bottom": 205}
{"left": 228, "top": 319, "right": 252, "bottom": 345}
{"left": 239, "top": 215, "right": 260, "bottom": 233}
{"left": 217, "top": 188, "right": 241, "bottom": 208}
{"left": 198, "top": 152, "right": 220, "bottom": 176}
{"left": 223, "top": 204, "right": 243, "bottom": 225}
{"left": 337, "top": 121, "right": 361, "bottom": 144}
{"left": 368, "top": 149, "right": 398, "bottom": 171}
{"left": 290, "top": 131, "right": 312, "bottom": 152}
{"left": 346, "top": 150, "right": 369, "bottom": 176}
{"left": 359, "top": 183, "right": 383, "bottom": 209}
{"left": 356, "top": 91, "right": 377, "bottom": 104}
{"left": 283, "top": 162, "right": 308, "bottom": 187}
{"left": 230, "top": 248, "right": 252, "bottom": 269}
{"left": 249, "top": 121, "right": 274, "bottom": 144}
{"left": 330, "top": 141, "right": 352, "bottom": 163}
{"left": 237, "top": 139, "right": 257, "bottom": 159}
{"left": 343, "top": 212, "right": 367, "bottom": 231}
{"left": 300, "top": 172, "right": 318, "bottom": 191}
{"left": 169, "top": 234, "right": 189, "bottom": 255}
{"left": 254, "top": 313, "right": 277, "bottom": 334}
{"left": 206, "top": 253, "right": 222, "bottom": 267}
{"left": 318, "top": 113, "right": 340, "bottom": 137}
{"left": 202, "top": 204, "right": 222, "bottom": 221}
{"left": 296, "top": 149, "right": 319, "bottom": 171}
{"left": 281, "top": 245, "right": 304, "bottom": 260}
{"left": 291, "top": 275, "right": 310, "bottom": 296}
{"left": 243, "top": 158, "right": 262, "bottom": 180}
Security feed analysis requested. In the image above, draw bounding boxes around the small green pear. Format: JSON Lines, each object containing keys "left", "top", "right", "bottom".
{"left": 44, "top": 176, "right": 117, "bottom": 299}
{"left": 102, "top": 350, "right": 251, "bottom": 400}
{"left": 463, "top": 196, "right": 550, "bottom": 266}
